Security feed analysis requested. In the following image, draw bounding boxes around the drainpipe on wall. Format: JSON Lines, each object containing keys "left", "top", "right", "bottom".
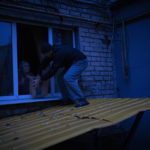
{"left": 109, "top": 17, "right": 119, "bottom": 97}
{"left": 121, "top": 20, "right": 128, "bottom": 80}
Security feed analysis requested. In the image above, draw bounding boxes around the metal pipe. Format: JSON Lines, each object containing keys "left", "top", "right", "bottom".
{"left": 123, "top": 112, "right": 144, "bottom": 150}
{"left": 122, "top": 20, "right": 128, "bottom": 79}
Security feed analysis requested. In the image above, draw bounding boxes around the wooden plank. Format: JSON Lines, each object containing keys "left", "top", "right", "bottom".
{"left": 0, "top": 98, "right": 150, "bottom": 150}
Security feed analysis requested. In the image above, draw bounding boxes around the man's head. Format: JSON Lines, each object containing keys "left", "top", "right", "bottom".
{"left": 41, "top": 43, "right": 54, "bottom": 58}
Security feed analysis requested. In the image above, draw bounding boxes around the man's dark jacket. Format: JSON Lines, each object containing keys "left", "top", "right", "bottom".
{"left": 40, "top": 45, "right": 87, "bottom": 80}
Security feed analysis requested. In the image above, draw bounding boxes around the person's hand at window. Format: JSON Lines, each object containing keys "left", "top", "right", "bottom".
{"left": 32, "top": 75, "right": 41, "bottom": 88}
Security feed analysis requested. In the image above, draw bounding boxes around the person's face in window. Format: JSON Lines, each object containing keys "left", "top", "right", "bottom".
{"left": 23, "top": 63, "right": 30, "bottom": 73}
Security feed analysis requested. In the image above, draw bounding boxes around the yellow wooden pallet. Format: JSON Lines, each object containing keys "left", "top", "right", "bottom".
{"left": 0, "top": 98, "right": 150, "bottom": 150}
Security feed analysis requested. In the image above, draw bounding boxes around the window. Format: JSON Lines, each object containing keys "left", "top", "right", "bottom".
{"left": 0, "top": 22, "right": 13, "bottom": 96}
{"left": 17, "top": 24, "right": 49, "bottom": 95}
{"left": 53, "top": 29, "right": 73, "bottom": 47}
{"left": 0, "top": 22, "right": 75, "bottom": 104}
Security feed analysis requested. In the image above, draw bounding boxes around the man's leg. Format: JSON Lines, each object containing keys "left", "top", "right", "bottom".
{"left": 63, "top": 59, "right": 89, "bottom": 107}
{"left": 56, "top": 68, "right": 73, "bottom": 104}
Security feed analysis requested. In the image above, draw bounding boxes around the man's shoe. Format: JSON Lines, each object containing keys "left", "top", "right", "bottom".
{"left": 75, "top": 98, "right": 89, "bottom": 107}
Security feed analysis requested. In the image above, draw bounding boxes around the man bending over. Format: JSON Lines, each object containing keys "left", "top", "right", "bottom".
{"left": 33, "top": 43, "right": 89, "bottom": 107}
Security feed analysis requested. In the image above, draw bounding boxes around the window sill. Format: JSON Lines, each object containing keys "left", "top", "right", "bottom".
{"left": 0, "top": 96, "right": 61, "bottom": 106}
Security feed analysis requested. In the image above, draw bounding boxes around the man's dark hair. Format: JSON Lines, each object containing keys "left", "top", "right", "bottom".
{"left": 41, "top": 43, "right": 53, "bottom": 54}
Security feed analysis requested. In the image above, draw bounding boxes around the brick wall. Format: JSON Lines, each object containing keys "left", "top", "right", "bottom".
{"left": 0, "top": 0, "right": 115, "bottom": 98}
{"left": 78, "top": 26, "right": 114, "bottom": 98}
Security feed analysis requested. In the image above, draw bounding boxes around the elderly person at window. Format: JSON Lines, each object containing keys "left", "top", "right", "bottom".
{"left": 19, "top": 61, "right": 33, "bottom": 95}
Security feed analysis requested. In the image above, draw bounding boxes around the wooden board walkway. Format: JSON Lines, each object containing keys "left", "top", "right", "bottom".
{"left": 0, "top": 98, "right": 150, "bottom": 150}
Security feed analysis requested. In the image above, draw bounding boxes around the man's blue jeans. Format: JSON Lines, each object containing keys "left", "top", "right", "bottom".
{"left": 56, "top": 59, "right": 88, "bottom": 102}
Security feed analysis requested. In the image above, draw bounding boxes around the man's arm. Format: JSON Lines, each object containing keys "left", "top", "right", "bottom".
{"left": 39, "top": 56, "right": 52, "bottom": 74}
{"left": 40, "top": 62, "right": 60, "bottom": 81}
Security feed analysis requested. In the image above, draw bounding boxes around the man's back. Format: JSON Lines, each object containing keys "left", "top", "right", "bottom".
{"left": 53, "top": 45, "right": 86, "bottom": 69}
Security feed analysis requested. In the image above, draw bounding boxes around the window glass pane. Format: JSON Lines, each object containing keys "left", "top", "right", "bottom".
{"left": 17, "top": 24, "right": 50, "bottom": 96}
{"left": 53, "top": 29, "right": 73, "bottom": 93}
{"left": 0, "top": 22, "right": 13, "bottom": 96}
{"left": 53, "top": 29, "right": 73, "bottom": 47}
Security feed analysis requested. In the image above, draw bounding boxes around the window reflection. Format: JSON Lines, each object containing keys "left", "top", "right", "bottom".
{"left": 0, "top": 22, "right": 13, "bottom": 96}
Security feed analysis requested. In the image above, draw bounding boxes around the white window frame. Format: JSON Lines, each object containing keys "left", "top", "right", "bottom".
{"left": 48, "top": 27, "right": 55, "bottom": 96}
{"left": 0, "top": 23, "right": 16, "bottom": 101}
{"left": 73, "top": 31, "right": 76, "bottom": 48}
{"left": 0, "top": 22, "right": 76, "bottom": 105}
